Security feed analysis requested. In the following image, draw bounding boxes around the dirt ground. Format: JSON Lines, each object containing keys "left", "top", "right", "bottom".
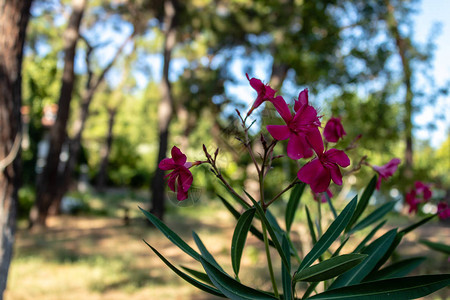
{"left": 4, "top": 208, "right": 450, "bottom": 300}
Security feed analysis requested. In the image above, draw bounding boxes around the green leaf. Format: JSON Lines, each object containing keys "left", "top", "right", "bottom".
{"left": 349, "top": 201, "right": 396, "bottom": 234}
{"left": 297, "top": 196, "right": 357, "bottom": 273}
{"left": 143, "top": 241, "right": 225, "bottom": 297}
{"left": 352, "top": 220, "right": 386, "bottom": 253}
{"left": 247, "top": 193, "right": 290, "bottom": 270}
{"left": 192, "top": 231, "right": 226, "bottom": 273}
{"left": 180, "top": 265, "right": 214, "bottom": 286}
{"left": 305, "top": 205, "right": 317, "bottom": 245}
{"left": 231, "top": 208, "right": 256, "bottom": 276}
{"left": 371, "top": 232, "right": 404, "bottom": 272}
{"left": 329, "top": 229, "right": 397, "bottom": 289}
{"left": 363, "top": 257, "right": 426, "bottom": 281}
{"left": 294, "top": 254, "right": 367, "bottom": 282}
{"left": 400, "top": 214, "right": 437, "bottom": 235}
{"left": 218, "top": 182, "right": 250, "bottom": 209}
{"left": 308, "top": 274, "right": 450, "bottom": 299}
{"left": 326, "top": 193, "right": 338, "bottom": 219}
{"left": 420, "top": 239, "right": 450, "bottom": 255}
{"left": 198, "top": 256, "right": 278, "bottom": 299}
{"left": 218, "top": 195, "right": 274, "bottom": 247}
{"left": 285, "top": 182, "right": 306, "bottom": 232}
{"left": 345, "top": 176, "right": 377, "bottom": 232}
{"left": 139, "top": 207, "right": 201, "bottom": 261}
{"left": 331, "top": 237, "right": 349, "bottom": 258}
{"left": 282, "top": 235, "right": 292, "bottom": 300}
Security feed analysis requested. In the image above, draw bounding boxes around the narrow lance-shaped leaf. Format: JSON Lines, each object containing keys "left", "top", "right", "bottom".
{"left": 231, "top": 208, "right": 256, "bottom": 276}
{"left": 353, "top": 220, "right": 386, "bottom": 253}
{"left": 246, "top": 192, "right": 290, "bottom": 270}
{"left": 329, "top": 229, "right": 397, "bottom": 289}
{"left": 349, "top": 201, "right": 397, "bottom": 234}
{"left": 326, "top": 192, "right": 338, "bottom": 219}
{"left": 332, "top": 237, "right": 349, "bottom": 258}
{"left": 218, "top": 195, "right": 275, "bottom": 247}
{"left": 181, "top": 265, "right": 214, "bottom": 286}
{"left": 285, "top": 182, "right": 306, "bottom": 232}
{"left": 400, "top": 214, "right": 437, "bottom": 235}
{"left": 363, "top": 257, "right": 426, "bottom": 282}
{"left": 143, "top": 241, "right": 225, "bottom": 297}
{"left": 345, "top": 176, "right": 377, "bottom": 232}
{"left": 372, "top": 232, "right": 404, "bottom": 272}
{"left": 297, "top": 196, "right": 357, "bottom": 273}
{"left": 420, "top": 239, "right": 450, "bottom": 255}
{"left": 139, "top": 207, "right": 201, "bottom": 261}
{"left": 305, "top": 205, "right": 317, "bottom": 245}
{"left": 281, "top": 234, "right": 292, "bottom": 300}
{"left": 293, "top": 254, "right": 367, "bottom": 282}
{"left": 308, "top": 274, "right": 450, "bottom": 300}
{"left": 192, "top": 232, "right": 226, "bottom": 274}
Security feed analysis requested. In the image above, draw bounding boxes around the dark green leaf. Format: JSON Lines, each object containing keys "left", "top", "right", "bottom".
{"left": 349, "top": 201, "right": 396, "bottom": 234}
{"left": 218, "top": 195, "right": 275, "bottom": 247}
{"left": 372, "top": 232, "right": 404, "bottom": 272}
{"left": 180, "top": 265, "right": 214, "bottom": 286}
{"left": 352, "top": 220, "right": 386, "bottom": 253}
{"left": 305, "top": 205, "right": 317, "bottom": 245}
{"left": 326, "top": 193, "right": 338, "bottom": 219}
{"left": 364, "top": 257, "right": 426, "bottom": 281}
{"left": 294, "top": 254, "right": 367, "bottom": 282}
{"left": 192, "top": 231, "right": 226, "bottom": 273}
{"left": 198, "top": 256, "right": 278, "bottom": 299}
{"left": 247, "top": 193, "right": 290, "bottom": 270}
{"left": 282, "top": 235, "right": 292, "bottom": 300}
{"left": 332, "top": 237, "right": 349, "bottom": 258}
{"left": 143, "top": 241, "right": 225, "bottom": 297}
{"left": 308, "top": 274, "right": 450, "bottom": 299}
{"left": 420, "top": 239, "right": 450, "bottom": 255}
{"left": 218, "top": 182, "right": 250, "bottom": 209}
{"left": 329, "top": 229, "right": 397, "bottom": 289}
{"left": 285, "top": 182, "right": 306, "bottom": 232}
{"left": 139, "top": 207, "right": 201, "bottom": 261}
{"left": 400, "top": 214, "right": 437, "bottom": 235}
{"left": 345, "top": 176, "right": 377, "bottom": 232}
{"left": 231, "top": 208, "right": 256, "bottom": 276}
{"left": 297, "top": 196, "right": 357, "bottom": 273}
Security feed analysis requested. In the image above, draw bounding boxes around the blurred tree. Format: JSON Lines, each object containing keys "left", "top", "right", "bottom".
{"left": 0, "top": 0, "right": 33, "bottom": 296}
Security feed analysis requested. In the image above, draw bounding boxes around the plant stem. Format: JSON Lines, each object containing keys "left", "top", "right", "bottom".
{"left": 264, "top": 178, "right": 299, "bottom": 208}
{"left": 262, "top": 219, "right": 280, "bottom": 299}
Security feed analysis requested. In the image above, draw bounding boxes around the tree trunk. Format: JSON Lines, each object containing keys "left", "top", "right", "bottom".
{"left": 50, "top": 31, "right": 135, "bottom": 214}
{"left": 96, "top": 107, "right": 118, "bottom": 191}
{"left": 385, "top": 0, "right": 414, "bottom": 180}
{"left": 150, "top": 0, "right": 177, "bottom": 221}
{"left": 32, "top": 0, "right": 86, "bottom": 228}
{"left": 0, "top": 0, "right": 32, "bottom": 297}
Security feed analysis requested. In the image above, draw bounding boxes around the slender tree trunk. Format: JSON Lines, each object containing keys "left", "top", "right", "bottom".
{"left": 96, "top": 107, "right": 118, "bottom": 191}
{"left": 0, "top": 0, "right": 32, "bottom": 297}
{"left": 32, "top": 0, "right": 86, "bottom": 228}
{"left": 49, "top": 31, "right": 135, "bottom": 214}
{"left": 150, "top": 0, "right": 177, "bottom": 220}
{"left": 386, "top": 0, "right": 414, "bottom": 179}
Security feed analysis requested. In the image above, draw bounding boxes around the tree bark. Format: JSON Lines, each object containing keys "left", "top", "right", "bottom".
{"left": 0, "top": 0, "right": 33, "bottom": 297}
{"left": 385, "top": 0, "right": 414, "bottom": 180}
{"left": 96, "top": 107, "right": 118, "bottom": 191}
{"left": 32, "top": 0, "right": 86, "bottom": 228}
{"left": 49, "top": 31, "right": 135, "bottom": 214}
{"left": 150, "top": 0, "right": 177, "bottom": 221}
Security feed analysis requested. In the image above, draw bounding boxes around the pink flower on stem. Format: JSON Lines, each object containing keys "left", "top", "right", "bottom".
{"left": 437, "top": 202, "right": 450, "bottom": 220}
{"left": 297, "top": 148, "right": 350, "bottom": 193}
{"left": 266, "top": 89, "right": 323, "bottom": 160}
{"left": 371, "top": 158, "right": 401, "bottom": 190}
{"left": 246, "top": 73, "right": 277, "bottom": 115}
{"left": 323, "top": 117, "right": 346, "bottom": 143}
{"left": 415, "top": 181, "right": 432, "bottom": 201}
{"left": 159, "top": 146, "right": 194, "bottom": 201}
{"left": 405, "top": 190, "right": 421, "bottom": 213}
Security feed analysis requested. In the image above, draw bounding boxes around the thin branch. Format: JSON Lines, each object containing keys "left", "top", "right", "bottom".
{"left": 0, "top": 133, "right": 21, "bottom": 172}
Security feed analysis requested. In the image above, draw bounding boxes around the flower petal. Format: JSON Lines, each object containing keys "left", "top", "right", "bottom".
{"left": 159, "top": 158, "right": 176, "bottom": 170}
{"left": 307, "top": 128, "right": 324, "bottom": 155}
{"left": 171, "top": 146, "right": 187, "bottom": 165}
{"left": 326, "top": 149, "right": 350, "bottom": 167}
{"left": 178, "top": 167, "right": 193, "bottom": 192}
{"left": 297, "top": 159, "right": 322, "bottom": 184}
{"left": 287, "top": 134, "right": 313, "bottom": 160}
{"left": 267, "top": 125, "right": 290, "bottom": 140}
{"left": 329, "top": 164, "right": 343, "bottom": 186}
{"left": 270, "top": 95, "right": 292, "bottom": 123}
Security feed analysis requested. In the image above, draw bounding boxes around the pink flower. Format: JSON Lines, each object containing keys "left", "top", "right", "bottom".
{"left": 437, "top": 202, "right": 450, "bottom": 220}
{"left": 297, "top": 148, "right": 350, "bottom": 193}
{"left": 405, "top": 190, "right": 420, "bottom": 213}
{"left": 323, "top": 117, "right": 346, "bottom": 143}
{"left": 266, "top": 90, "right": 323, "bottom": 160}
{"left": 246, "top": 73, "right": 276, "bottom": 115}
{"left": 159, "top": 146, "right": 193, "bottom": 201}
{"left": 371, "top": 158, "right": 401, "bottom": 190}
{"left": 414, "top": 181, "right": 432, "bottom": 201}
